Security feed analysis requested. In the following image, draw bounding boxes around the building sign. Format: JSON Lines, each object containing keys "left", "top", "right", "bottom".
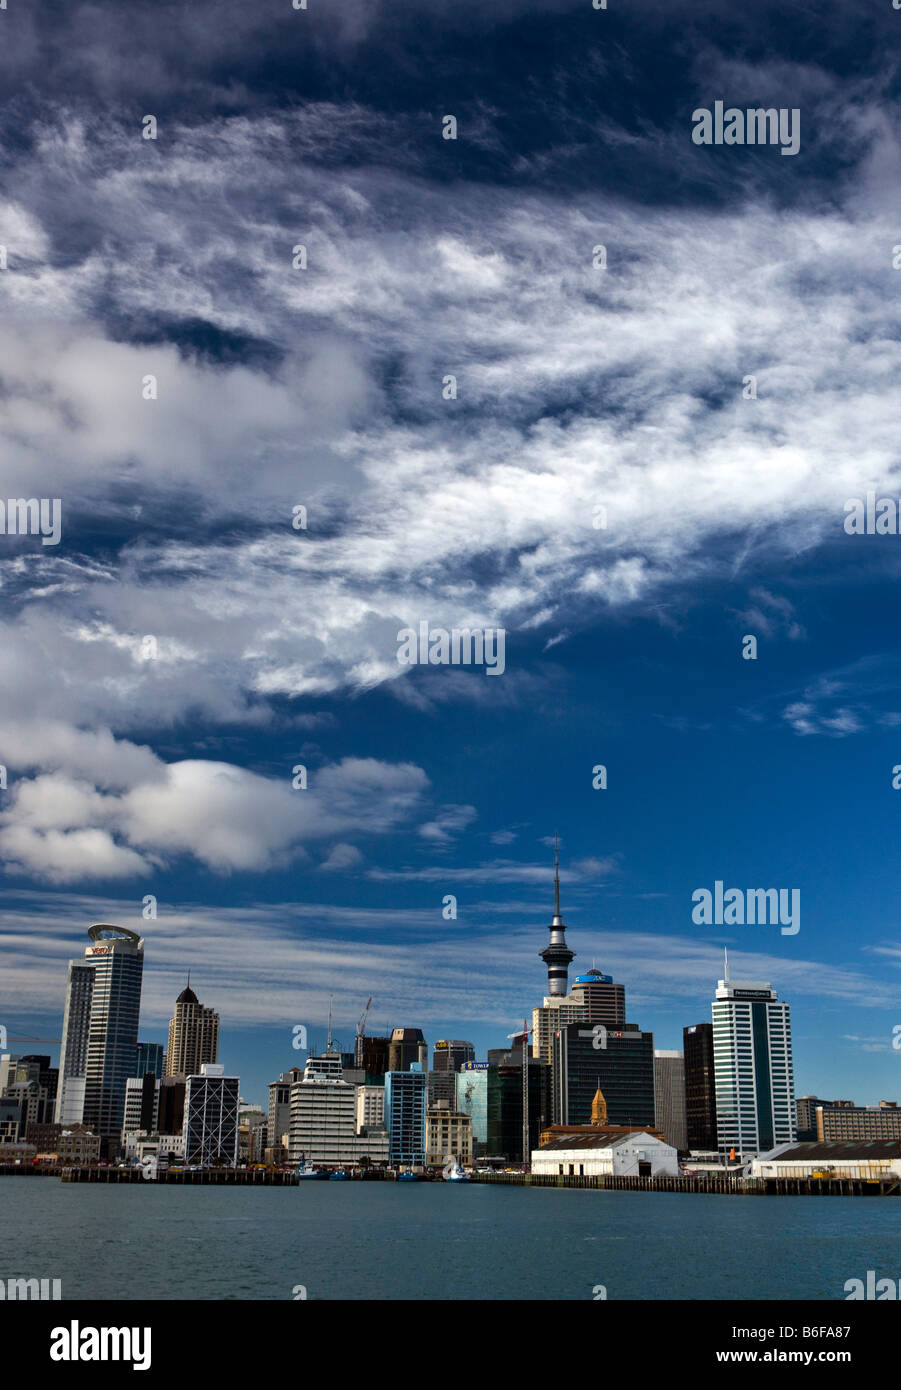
{"left": 460, "top": 1062, "right": 488, "bottom": 1071}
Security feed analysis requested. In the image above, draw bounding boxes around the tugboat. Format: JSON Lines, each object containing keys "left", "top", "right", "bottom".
{"left": 295, "top": 1156, "right": 330, "bottom": 1180}
{"left": 396, "top": 1169, "right": 420, "bottom": 1182}
{"left": 329, "top": 1168, "right": 350, "bottom": 1181}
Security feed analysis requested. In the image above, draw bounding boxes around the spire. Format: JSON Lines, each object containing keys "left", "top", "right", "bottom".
{"left": 724, "top": 947, "right": 730, "bottom": 983}
{"left": 540, "top": 830, "right": 575, "bottom": 996}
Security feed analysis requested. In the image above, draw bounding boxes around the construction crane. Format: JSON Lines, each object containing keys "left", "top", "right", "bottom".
{"left": 6, "top": 1036, "right": 61, "bottom": 1044}
{"left": 357, "top": 996, "right": 373, "bottom": 1038}
{"left": 354, "top": 997, "right": 373, "bottom": 1067}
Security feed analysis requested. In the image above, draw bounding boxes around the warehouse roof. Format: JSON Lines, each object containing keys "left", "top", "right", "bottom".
{"left": 767, "top": 1141, "right": 901, "bottom": 1161}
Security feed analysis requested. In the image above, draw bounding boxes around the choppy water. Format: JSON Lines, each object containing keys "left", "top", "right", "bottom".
{"left": 4, "top": 1177, "right": 898, "bottom": 1300}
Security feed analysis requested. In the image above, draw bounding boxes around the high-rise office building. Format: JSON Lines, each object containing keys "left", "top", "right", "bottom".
{"left": 552, "top": 1023, "right": 656, "bottom": 1128}
{"left": 356, "top": 1083, "right": 386, "bottom": 1132}
{"left": 712, "top": 959, "right": 795, "bottom": 1158}
{"left": 165, "top": 982, "right": 219, "bottom": 1078}
{"left": 455, "top": 1064, "right": 490, "bottom": 1154}
{"left": 654, "top": 1050, "right": 687, "bottom": 1151}
{"left": 684, "top": 1022, "right": 718, "bottom": 1151}
{"left": 570, "top": 970, "right": 626, "bottom": 1026}
{"left": 355, "top": 1034, "right": 390, "bottom": 1076}
{"left": 432, "top": 1040, "right": 475, "bottom": 1072}
{"left": 427, "top": 1070, "right": 457, "bottom": 1108}
{"left": 56, "top": 960, "right": 97, "bottom": 1124}
{"left": 288, "top": 1053, "right": 358, "bottom": 1164}
{"left": 486, "top": 1059, "right": 549, "bottom": 1161}
{"left": 135, "top": 1042, "right": 164, "bottom": 1078}
{"left": 57, "top": 925, "right": 145, "bottom": 1151}
{"left": 385, "top": 1065, "right": 427, "bottom": 1167}
{"left": 268, "top": 1068, "right": 301, "bottom": 1164}
{"left": 183, "top": 1064, "right": 239, "bottom": 1167}
{"left": 158, "top": 1076, "right": 187, "bottom": 1135}
{"left": 387, "top": 1028, "right": 428, "bottom": 1073}
{"left": 532, "top": 996, "right": 588, "bottom": 1066}
{"left": 123, "top": 1074, "right": 159, "bottom": 1139}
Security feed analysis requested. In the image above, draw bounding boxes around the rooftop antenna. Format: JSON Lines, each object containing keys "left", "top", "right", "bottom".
{"left": 553, "top": 830, "right": 560, "bottom": 918}
{"left": 724, "top": 947, "right": 730, "bottom": 983}
{"left": 327, "top": 995, "right": 333, "bottom": 1052}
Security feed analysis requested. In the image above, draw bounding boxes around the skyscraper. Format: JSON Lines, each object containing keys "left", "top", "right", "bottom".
{"left": 432, "top": 1040, "right": 475, "bottom": 1071}
{"left": 683, "top": 1022, "right": 718, "bottom": 1150}
{"left": 135, "top": 1042, "right": 164, "bottom": 1078}
{"left": 385, "top": 1065, "right": 427, "bottom": 1167}
{"left": 288, "top": 1053, "right": 358, "bottom": 1164}
{"left": 653, "top": 1049, "right": 687, "bottom": 1151}
{"left": 552, "top": 1023, "right": 656, "bottom": 1128}
{"left": 712, "top": 956, "right": 796, "bottom": 1159}
{"left": 539, "top": 833, "right": 575, "bottom": 997}
{"left": 387, "top": 1028, "right": 427, "bottom": 1073}
{"left": 165, "top": 981, "right": 219, "bottom": 1077}
{"left": 57, "top": 924, "right": 145, "bottom": 1151}
{"left": 56, "top": 960, "right": 96, "bottom": 1124}
{"left": 570, "top": 969, "right": 626, "bottom": 1026}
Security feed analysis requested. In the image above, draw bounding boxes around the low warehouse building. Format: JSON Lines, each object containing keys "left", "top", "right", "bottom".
{"left": 748, "top": 1140, "right": 901, "bottom": 1180}
{"left": 531, "top": 1130, "right": 680, "bottom": 1178}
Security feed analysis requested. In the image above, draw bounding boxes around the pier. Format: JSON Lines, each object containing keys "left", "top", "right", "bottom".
{"left": 2, "top": 1164, "right": 897, "bottom": 1194}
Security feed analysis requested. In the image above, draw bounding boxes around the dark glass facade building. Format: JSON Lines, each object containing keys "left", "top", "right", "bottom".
{"left": 683, "top": 1022, "right": 718, "bottom": 1150}
{"left": 486, "top": 1060, "right": 549, "bottom": 1161}
{"left": 552, "top": 1023, "right": 655, "bottom": 1127}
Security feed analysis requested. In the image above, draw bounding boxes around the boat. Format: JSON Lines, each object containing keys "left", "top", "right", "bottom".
{"left": 295, "top": 1157, "right": 330, "bottom": 1180}
{"left": 396, "top": 1170, "right": 420, "bottom": 1182}
{"left": 329, "top": 1168, "right": 350, "bottom": 1181}
{"left": 443, "top": 1158, "right": 471, "bottom": 1183}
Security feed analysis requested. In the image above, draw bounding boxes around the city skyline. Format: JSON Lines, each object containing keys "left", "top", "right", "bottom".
{"left": 4, "top": 859, "right": 897, "bottom": 1115}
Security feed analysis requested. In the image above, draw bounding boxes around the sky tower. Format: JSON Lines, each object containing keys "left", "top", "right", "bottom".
{"left": 539, "top": 832, "right": 575, "bottom": 996}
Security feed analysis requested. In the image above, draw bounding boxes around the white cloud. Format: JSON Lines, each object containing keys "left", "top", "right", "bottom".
{"left": 0, "top": 736, "right": 430, "bottom": 879}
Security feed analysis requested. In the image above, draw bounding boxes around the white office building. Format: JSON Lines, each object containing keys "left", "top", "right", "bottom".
{"left": 356, "top": 1084, "right": 385, "bottom": 1131}
{"left": 712, "top": 962, "right": 795, "bottom": 1160}
{"left": 289, "top": 1053, "right": 359, "bottom": 1164}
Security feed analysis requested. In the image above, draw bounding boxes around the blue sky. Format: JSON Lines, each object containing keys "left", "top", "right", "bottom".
{"left": 1, "top": 0, "right": 900, "bottom": 1108}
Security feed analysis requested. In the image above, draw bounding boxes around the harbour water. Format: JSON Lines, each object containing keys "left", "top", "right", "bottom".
{"left": 4, "top": 1177, "right": 899, "bottom": 1300}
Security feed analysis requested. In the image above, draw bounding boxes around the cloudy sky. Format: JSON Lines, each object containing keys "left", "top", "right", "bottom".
{"left": 2, "top": 0, "right": 901, "bottom": 1105}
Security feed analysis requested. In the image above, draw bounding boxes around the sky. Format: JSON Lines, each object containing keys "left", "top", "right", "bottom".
{"left": 1, "top": 0, "right": 901, "bottom": 1109}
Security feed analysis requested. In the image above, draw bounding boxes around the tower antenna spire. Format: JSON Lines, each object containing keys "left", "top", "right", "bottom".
{"left": 724, "top": 946, "right": 730, "bottom": 982}
{"left": 540, "top": 830, "right": 574, "bottom": 996}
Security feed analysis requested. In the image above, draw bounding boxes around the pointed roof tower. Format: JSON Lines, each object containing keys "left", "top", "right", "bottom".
{"left": 539, "top": 831, "right": 575, "bottom": 996}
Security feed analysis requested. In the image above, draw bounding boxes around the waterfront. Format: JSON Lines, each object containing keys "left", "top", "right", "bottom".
{"left": 4, "top": 1177, "right": 899, "bottom": 1300}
